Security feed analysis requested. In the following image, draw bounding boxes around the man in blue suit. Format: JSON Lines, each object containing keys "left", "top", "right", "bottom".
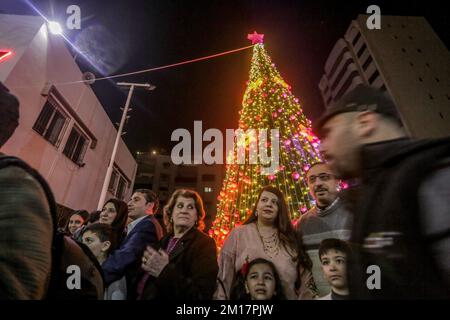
{"left": 102, "top": 189, "right": 164, "bottom": 299}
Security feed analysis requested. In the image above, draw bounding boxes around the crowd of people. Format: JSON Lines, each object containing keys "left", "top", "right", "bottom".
{"left": 1, "top": 81, "right": 449, "bottom": 300}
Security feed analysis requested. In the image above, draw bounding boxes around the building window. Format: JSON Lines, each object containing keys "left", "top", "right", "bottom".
{"left": 160, "top": 173, "right": 170, "bottom": 182}
{"left": 330, "top": 59, "right": 352, "bottom": 91}
{"left": 326, "top": 95, "right": 333, "bottom": 105}
{"left": 335, "top": 71, "right": 359, "bottom": 101}
{"left": 439, "top": 112, "right": 444, "bottom": 119}
{"left": 63, "top": 127, "right": 88, "bottom": 165}
{"left": 352, "top": 32, "right": 361, "bottom": 46}
{"left": 435, "top": 77, "right": 440, "bottom": 83}
{"left": 426, "top": 63, "right": 430, "bottom": 68}
{"left": 116, "top": 177, "right": 127, "bottom": 200}
{"left": 429, "top": 94, "right": 434, "bottom": 100}
{"left": 409, "top": 62, "right": 414, "bottom": 67}
{"left": 401, "top": 48, "right": 406, "bottom": 53}
{"left": 108, "top": 167, "right": 129, "bottom": 200}
{"left": 33, "top": 98, "right": 68, "bottom": 147}
{"left": 418, "top": 77, "right": 423, "bottom": 82}
{"left": 175, "top": 176, "right": 197, "bottom": 184}
{"left": 447, "top": 95, "right": 450, "bottom": 100}
{"left": 204, "top": 187, "right": 213, "bottom": 193}
{"left": 362, "top": 55, "right": 373, "bottom": 71}
{"left": 328, "top": 48, "right": 350, "bottom": 78}
{"left": 109, "top": 170, "right": 118, "bottom": 192}
{"left": 408, "top": 36, "right": 413, "bottom": 40}
{"left": 357, "top": 43, "right": 367, "bottom": 58}
{"left": 368, "top": 70, "right": 380, "bottom": 84}
{"left": 202, "top": 174, "right": 215, "bottom": 182}
{"left": 417, "top": 48, "right": 422, "bottom": 53}
{"left": 393, "top": 35, "right": 398, "bottom": 40}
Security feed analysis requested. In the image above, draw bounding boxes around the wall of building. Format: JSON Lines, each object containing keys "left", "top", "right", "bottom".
{"left": 1, "top": 15, "right": 136, "bottom": 211}
{"left": 319, "top": 15, "right": 450, "bottom": 138}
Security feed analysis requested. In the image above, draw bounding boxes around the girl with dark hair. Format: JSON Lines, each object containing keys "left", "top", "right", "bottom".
{"left": 231, "top": 258, "right": 286, "bottom": 300}
{"left": 99, "top": 198, "right": 128, "bottom": 246}
{"left": 215, "top": 186, "right": 317, "bottom": 300}
{"left": 138, "top": 189, "right": 218, "bottom": 300}
{"left": 64, "top": 210, "right": 89, "bottom": 240}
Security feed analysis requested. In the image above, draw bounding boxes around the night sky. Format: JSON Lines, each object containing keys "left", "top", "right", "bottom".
{"left": 2, "top": 0, "right": 449, "bottom": 155}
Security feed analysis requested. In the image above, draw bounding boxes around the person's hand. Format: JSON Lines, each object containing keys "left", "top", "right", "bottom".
{"left": 142, "top": 246, "right": 169, "bottom": 277}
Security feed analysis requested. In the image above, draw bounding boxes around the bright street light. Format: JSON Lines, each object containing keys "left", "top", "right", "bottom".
{"left": 48, "top": 21, "right": 63, "bottom": 35}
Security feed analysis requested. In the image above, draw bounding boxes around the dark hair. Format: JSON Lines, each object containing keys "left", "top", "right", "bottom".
{"left": 230, "top": 258, "right": 286, "bottom": 300}
{"left": 244, "top": 186, "right": 312, "bottom": 266}
{"left": 244, "top": 186, "right": 312, "bottom": 289}
{"left": 103, "top": 198, "right": 128, "bottom": 244}
{"left": 63, "top": 210, "right": 89, "bottom": 234}
{"left": 0, "top": 82, "right": 19, "bottom": 147}
{"left": 82, "top": 222, "right": 117, "bottom": 252}
{"left": 164, "top": 189, "right": 206, "bottom": 234}
{"left": 305, "top": 162, "right": 327, "bottom": 176}
{"left": 318, "top": 238, "right": 352, "bottom": 262}
{"left": 87, "top": 210, "right": 101, "bottom": 224}
{"left": 134, "top": 189, "right": 159, "bottom": 213}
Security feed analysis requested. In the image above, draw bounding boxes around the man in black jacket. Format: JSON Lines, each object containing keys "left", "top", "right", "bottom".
{"left": 0, "top": 82, "right": 103, "bottom": 300}
{"left": 314, "top": 84, "right": 450, "bottom": 299}
{"left": 0, "top": 82, "right": 53, "bottom": 299}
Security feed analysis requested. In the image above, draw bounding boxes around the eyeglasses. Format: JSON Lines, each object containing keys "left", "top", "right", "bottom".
{"left": 308, "top": 173, "right": 333, "bottom": 184}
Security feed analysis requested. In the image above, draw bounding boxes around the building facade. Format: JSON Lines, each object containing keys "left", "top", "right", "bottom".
{"left": 0, "top": 14, "right": 137, "bottom": 221}
{"left": 134, "top": 152, "right": 224, "bottom": 231}
{"left": 319, "top": 15, "right": 450, "bottom": 138}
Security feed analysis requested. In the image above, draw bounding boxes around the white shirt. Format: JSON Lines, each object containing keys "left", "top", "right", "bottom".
{"left": 126, "top": 215, "right": 147, "bottom": 235}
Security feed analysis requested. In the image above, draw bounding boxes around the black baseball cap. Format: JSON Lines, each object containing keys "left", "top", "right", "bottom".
{"left": 313, "top": 84, "right": 402, "bottom": 137}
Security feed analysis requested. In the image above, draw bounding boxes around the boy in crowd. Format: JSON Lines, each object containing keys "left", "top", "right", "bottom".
{"left": 318, "top": 239, "right": 351, "bottom": 300}
{"left": 82, "top": 223, "right": 126, "bottom": 300}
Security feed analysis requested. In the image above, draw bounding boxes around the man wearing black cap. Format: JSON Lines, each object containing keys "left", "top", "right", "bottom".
{"left": 0, "top": 82, "right": 53, "bottom": 299}
{"left": 314, "top": 84, "right": 450, "bottom": 299}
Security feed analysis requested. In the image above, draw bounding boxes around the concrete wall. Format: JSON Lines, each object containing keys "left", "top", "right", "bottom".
{"left": 1, "top": 15, "right": 136, "bottom": 211}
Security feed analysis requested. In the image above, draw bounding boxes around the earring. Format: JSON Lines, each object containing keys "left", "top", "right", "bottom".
{"left": 255, "top": 211, "right": 258, "bottom": 217}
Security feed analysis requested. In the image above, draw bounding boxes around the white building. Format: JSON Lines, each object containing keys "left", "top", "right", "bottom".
{"left": 0, "top": 14, "right": 137, "bottom": 217}
{"left": 319, "top": 15, "right": 450, "bottom": 138}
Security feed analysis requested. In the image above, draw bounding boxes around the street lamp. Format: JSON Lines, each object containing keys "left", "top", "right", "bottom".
{"left": 48, "top": 21, "right": 63, "bottom": 35}
{"left": 97, "top": 82, "right": 156, "bottom": 210}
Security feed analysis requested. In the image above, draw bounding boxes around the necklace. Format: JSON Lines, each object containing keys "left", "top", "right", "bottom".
{"left": 255, "top": 223, "right": 280, "bottom": 259}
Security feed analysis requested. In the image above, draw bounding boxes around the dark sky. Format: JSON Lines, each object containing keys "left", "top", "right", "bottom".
{"left": 2, "top": 0, "right": 449, "bottom": 155}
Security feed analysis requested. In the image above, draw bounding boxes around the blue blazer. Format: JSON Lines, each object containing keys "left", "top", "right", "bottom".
{"left": 102, "top": 215, "right": 163, "bottom": 287}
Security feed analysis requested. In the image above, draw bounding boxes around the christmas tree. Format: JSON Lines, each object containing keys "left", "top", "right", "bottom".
{"left": 209, "top": 32, "right": 322, "bottom": 247}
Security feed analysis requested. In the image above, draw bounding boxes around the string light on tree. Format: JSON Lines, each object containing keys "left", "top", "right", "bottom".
{"left": 209, "top": 32, "right": 322, "bottom": 248}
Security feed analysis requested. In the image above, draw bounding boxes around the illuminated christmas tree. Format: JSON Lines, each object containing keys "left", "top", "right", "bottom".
{"left": 209, "top": 32, "right": 322, "bottom": 247}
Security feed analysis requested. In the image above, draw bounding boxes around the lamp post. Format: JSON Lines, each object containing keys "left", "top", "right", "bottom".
{"left": 97, "top": 82, "right": 156, "bottom": 210}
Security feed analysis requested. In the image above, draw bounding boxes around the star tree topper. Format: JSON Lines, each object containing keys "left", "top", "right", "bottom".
{"left": 247, "top": 31, "right": 264, "bottom": 44}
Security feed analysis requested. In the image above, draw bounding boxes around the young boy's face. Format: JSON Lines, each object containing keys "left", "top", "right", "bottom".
{"left": 320, "top": 249, "right": 348, "bottom": 290}
{"left": 82, "top": 230, "right": 110, "bottom": 259}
